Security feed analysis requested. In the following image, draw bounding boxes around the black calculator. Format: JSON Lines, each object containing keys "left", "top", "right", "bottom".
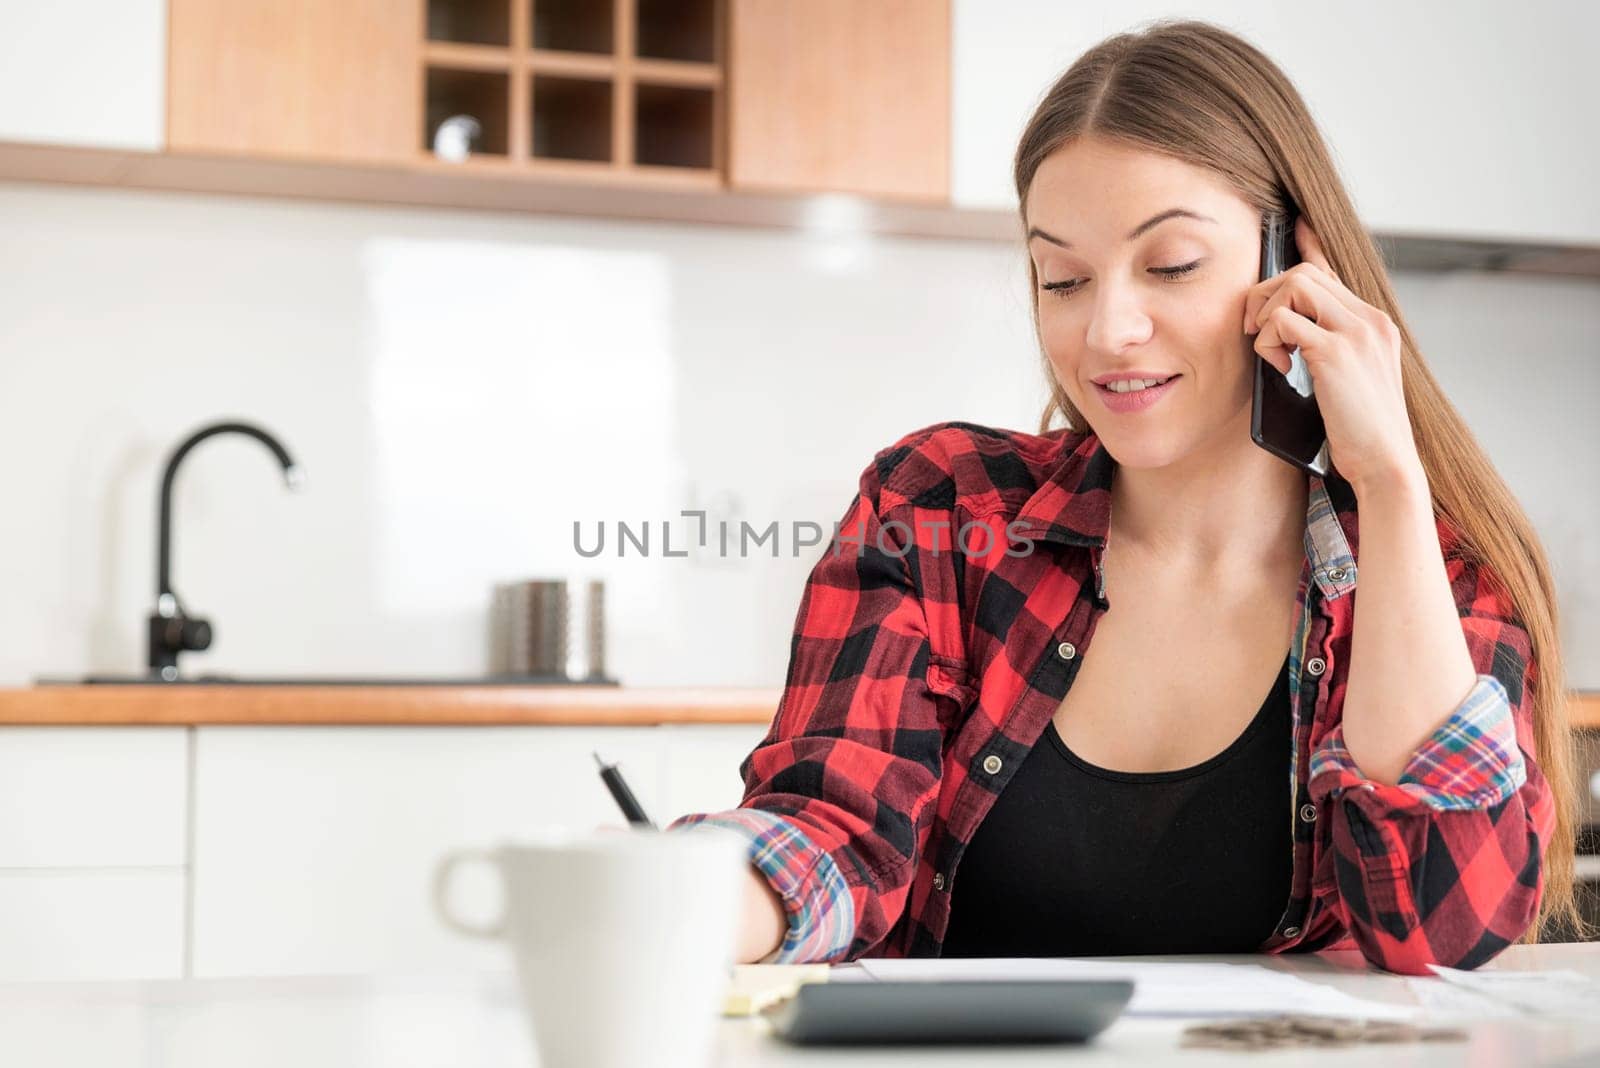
{"left": 762, "top": 979, "right": 1134, "bottom": 1045}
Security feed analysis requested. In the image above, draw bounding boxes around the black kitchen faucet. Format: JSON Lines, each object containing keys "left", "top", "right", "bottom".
{"left": 149, "top": 421, "right": 301, "bottom": 679}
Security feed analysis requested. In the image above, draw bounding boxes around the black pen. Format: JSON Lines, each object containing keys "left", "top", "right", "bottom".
{"left": 593, "top": 751, "right": 656, "bottom": 829}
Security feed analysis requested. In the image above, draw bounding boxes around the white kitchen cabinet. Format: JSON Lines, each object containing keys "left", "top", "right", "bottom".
{"left": 950, "top": 0, "right": 1600, "bottom": 245}
{"left": 190, "top": 723, "right": 775, "bottom": 978}
{"left": 658, "top": 723, "right": 769, "bottom": 822}
{"left": 0, "top": 870, "right": 184, "bottom": 980}
{"left": 0, "top": 1, "right": 166, "bottom": 151}
{"left": 190, "top": 725, "right": 668, "bottom": 977}
{"left": 0, "top": 727, "right": 187, "bottom": 981}
{"left": 0, "top": 727, "right": 188, "bottom": 868}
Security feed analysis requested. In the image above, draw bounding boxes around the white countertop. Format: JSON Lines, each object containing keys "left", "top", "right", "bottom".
{"left": 2, "top": 944, "right": 1596, "bottom": 1067}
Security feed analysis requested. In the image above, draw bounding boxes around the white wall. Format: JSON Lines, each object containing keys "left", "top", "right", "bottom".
{"left": 1, "top": 182, "right": 1596, "bottom": 688}
{"left": 0, "top": 183, "right": 1043, "bottom": 687}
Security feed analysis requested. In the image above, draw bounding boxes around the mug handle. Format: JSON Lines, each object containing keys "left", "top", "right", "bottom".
{"left": 432, "top": 848, "right": 506, "bottom": 939}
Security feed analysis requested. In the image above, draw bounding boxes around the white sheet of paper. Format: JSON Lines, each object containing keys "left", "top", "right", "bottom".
{"left": 1405, "top": 976, "right": 1523, "bottom": 1019}
{"left": 830, "top": 958, "right": 1417, "bottom": 1021}
{"left": 1424, "top": 964, "right": 1600, "bottom": 1018}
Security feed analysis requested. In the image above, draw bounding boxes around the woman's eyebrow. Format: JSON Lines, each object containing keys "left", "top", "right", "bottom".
{"left": 1026, "top": 208, "right": 1217, "bottom": 249}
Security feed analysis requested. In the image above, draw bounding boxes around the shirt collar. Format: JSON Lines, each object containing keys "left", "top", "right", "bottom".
{"left": 1012, "top": 430, "right": 1359, "bottom": 601}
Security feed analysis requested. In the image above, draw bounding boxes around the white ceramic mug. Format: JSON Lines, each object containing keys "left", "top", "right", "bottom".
{"left": 433, "top": 827, "right": 747, "bottom": 1068}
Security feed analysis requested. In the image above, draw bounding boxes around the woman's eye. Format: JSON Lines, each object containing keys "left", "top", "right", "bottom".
{"left": 1039, "top": 260, "right": 1204, "bottom": 300}
{"left": 1153, "top": 259, "right": 1204, "bottom": 279}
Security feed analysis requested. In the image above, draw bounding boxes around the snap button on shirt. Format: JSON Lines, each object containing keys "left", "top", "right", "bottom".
{"left": 1306, "top": 657, "right": 1327, "bottom": 676}
{"left": 933, "top": 873, "right": 946, "bottom": 891}
{"left": 1300, "top": 803, "right": 1318, "bottom": 823}
{"left": 982, "top": 754, "right": 1003, "bottom": 775}
{"left": 1057, "top": 642, "right": 1076, "bottom": 660}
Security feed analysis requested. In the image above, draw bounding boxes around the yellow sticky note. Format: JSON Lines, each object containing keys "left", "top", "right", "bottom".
{"left": 721, "top": 963, "right": 832, "bottom": 1016}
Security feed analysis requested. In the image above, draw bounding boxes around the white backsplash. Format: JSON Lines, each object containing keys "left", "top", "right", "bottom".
{"left": 1, "top": 182, "right": 1596, "bottom": 687}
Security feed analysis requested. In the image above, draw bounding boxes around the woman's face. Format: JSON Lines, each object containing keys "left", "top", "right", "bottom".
{"left": 1025, "top": 137, "right": 1264, "bottom": 469}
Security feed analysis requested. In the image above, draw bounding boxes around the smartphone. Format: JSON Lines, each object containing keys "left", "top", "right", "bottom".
{"left": 1250, "top": 210, "right": 1331, "bottom": 476}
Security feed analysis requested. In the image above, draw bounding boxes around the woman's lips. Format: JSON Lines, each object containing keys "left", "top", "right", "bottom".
{"left": 1095, "top": 375, "right": 1180, "bottom": 413}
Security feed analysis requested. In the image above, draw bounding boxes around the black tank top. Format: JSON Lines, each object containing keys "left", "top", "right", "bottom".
{"left": 940, "top": 650, "right": 1294, "bottom": 958}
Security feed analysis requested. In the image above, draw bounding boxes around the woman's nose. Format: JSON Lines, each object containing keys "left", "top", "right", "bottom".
{"left": 1083, "top": 283, "right": 1154, "bottom": 355}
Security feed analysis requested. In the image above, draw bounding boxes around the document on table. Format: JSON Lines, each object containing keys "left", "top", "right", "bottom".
{"left": 828, "top": 957, "right": 1417, "bottom": 1021}
{"left": 1407, "top": 964, "right": 1600, "bottom": 1019}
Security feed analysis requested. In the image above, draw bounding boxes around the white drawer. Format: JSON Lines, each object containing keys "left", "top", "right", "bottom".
{"left": 658, "top": 723, "right": 771, "bottom": 822}
{"left": 0, "top": 727, "right": 188, "bottom": 867}
{"left": 0, "top": 869, "right": 185, "bottom": 980}
{"left": 192, "top": 725, "right": 666, "bottom": 977}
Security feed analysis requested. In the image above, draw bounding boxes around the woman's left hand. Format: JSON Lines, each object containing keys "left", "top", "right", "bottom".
{"left": 1243, "top": 216, "right": 1423, "bottom": 497}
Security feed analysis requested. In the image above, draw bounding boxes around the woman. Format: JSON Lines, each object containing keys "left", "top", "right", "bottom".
{"left": 669, "top": 18, "right": 1580, "bottom": 974}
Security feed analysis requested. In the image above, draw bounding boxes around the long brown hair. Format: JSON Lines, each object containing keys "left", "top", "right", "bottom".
{"left": 1013, "top": 18, "right": 1581, "bottom": 942}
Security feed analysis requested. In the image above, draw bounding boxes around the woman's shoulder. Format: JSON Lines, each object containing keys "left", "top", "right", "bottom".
{"left": 866, "top": 419, "right": 1092, "bottom": 511}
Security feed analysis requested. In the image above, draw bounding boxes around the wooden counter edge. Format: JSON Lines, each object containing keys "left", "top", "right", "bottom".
{"left": 0, "top": 686, "right": 1596, "bottom": 729}
{"left": 1571, "top": 692, "right": 1600, "bottom": 731}
{"left": 0, "top": 686, "right": 785, "bottom": 726}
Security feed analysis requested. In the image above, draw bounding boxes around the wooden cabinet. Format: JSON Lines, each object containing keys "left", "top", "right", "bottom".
{"left": 422, "top": 0, "right": 725, "bottom": 180}
{"left": 168, "top": 0, "right": 727, "bottom": 184}
{"left": 727, "top": 0, "right": 950, "bottom": 202}
{"left": 162, "top": 0, "right": 951, "bottom": 200}
{"left": 167, "top": 0, "right": 421, "bottom": 163}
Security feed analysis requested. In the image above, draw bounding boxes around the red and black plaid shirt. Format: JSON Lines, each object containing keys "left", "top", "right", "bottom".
{"left": 670, "top": 420, "right": 1553, "bottom": 975}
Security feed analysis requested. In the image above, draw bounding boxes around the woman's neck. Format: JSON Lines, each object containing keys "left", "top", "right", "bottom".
{"left": 1103, "top": 421, "right": 1310, "bottom": 572}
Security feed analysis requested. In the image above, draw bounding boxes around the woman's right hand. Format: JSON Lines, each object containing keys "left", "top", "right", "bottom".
{"left": 735, "top": 861, "right": 788, "bottom": 963}
{"left": 594, "top": 823, "right": 786, "bottom": 962}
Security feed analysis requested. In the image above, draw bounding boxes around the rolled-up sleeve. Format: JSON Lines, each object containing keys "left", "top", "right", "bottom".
{"left": 666, "top": 443, "right": 948, "bottom": 962}
{"left": 1308, "top": 552, "right": 1554, "bottom": 974}
{"left": 667, "top": 809, "right": 854, "bottom": 963}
